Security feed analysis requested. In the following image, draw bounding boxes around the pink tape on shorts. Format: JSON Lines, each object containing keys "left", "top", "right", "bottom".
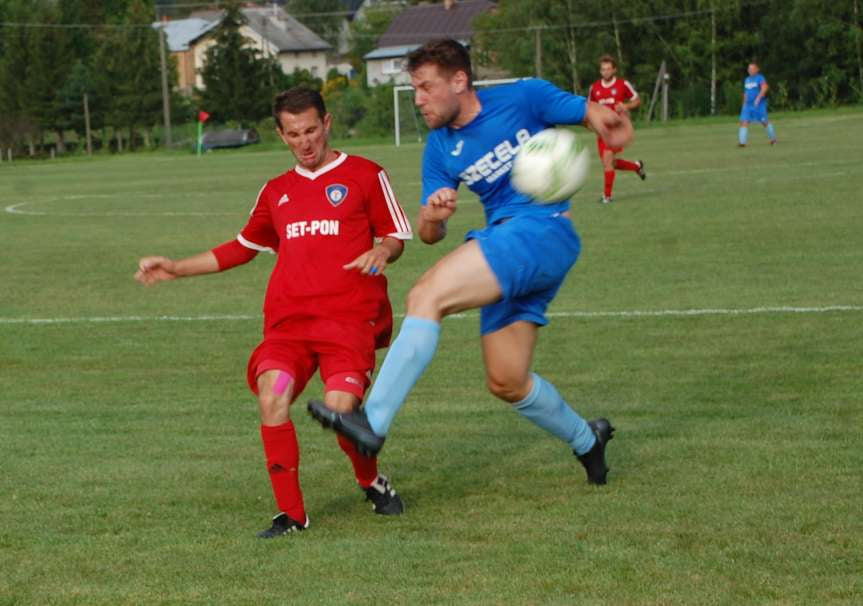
{"left": 273, "top": 371, "right": 294, "bottom": 397}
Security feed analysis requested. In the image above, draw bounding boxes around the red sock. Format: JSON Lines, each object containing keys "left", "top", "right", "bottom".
{"left": 260, "top": 422, "right": 305, "bottom": 522}
{"left": 604, "top": 170, "right": 616, "bottom": 197}
{"left": 614, "top": 159, "right": 640, "bottom": 172}
{"left": 337, "top": 433, "right": 378, "bottom": 488}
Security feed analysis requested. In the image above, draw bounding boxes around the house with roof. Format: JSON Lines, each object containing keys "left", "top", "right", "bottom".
{"left": 363, "top": 0, "right": 494, "bottom": 87}
{"left": 154, "top": 18, "right": 219, "bottom": 95}
{"left": 156, "top": 6, "right": 332, "bottom": 94}
{"left": 191, "top": 6, "right": 331, "bottom": 88}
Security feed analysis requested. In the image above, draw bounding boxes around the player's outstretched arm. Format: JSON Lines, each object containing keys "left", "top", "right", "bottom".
{"left": 134, "top": 251, "right": 220, "bottom": 286}
{"left": 584, "top": 102, "right": 633, "bottom": 149}
{"left": 343, "top": 237, "right": 405, "bottom": 275}
{"left": 418, "top": 187, "right": 457, "bottom": 245}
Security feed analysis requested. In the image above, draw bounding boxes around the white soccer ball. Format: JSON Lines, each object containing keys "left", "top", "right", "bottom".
{"left": 511, "top": 128, "right": 590, "bottom": 203}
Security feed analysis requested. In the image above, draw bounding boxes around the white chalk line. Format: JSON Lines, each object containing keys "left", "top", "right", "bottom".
{"left": 1, "top": 305, "right": 860, "bottom": 326}
{"left": 4, "top": 156, "right": 861, "bottom": 218}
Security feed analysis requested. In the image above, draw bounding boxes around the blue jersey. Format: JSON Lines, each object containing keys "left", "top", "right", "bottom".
{"left": 743, "top": 73, "right": 766, "bottom": 105}
{"left": 420, "top": 78, "right": 587, "bottom": 226}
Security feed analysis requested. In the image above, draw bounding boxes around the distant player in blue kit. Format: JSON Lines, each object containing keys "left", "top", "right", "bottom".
{"left": 309, "top": 38, "right": 633, "bottom": 486}
{"left": 739, "top": 61, "right": 777, "bottom": 147}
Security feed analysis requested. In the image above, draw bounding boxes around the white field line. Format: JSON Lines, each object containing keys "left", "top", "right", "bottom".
{"left": 1, "top": 305, "right": 861, "bottom": 326}
{"left": 4, "top": 157, "right": 861, "bottom": 218}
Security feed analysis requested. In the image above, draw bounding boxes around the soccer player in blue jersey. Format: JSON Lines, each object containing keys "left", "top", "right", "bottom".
{"left": 309, "top": 38, "right": 633, "bottom": 485}
{"left": 739, "top": 61, "right": 777, "bottom": 147}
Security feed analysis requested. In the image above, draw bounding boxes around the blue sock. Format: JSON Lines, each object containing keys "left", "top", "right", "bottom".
{"left": 364, "top": 316, "right": 441, "bottom": 436}
{"left": 738, "top": 126, "right": 748, "bottom": 145}
{"left": 766, "top": 123, "right": 776, "bottom": 141}
{"left": 514, "top": 373, "right": 596, "bottom": 455}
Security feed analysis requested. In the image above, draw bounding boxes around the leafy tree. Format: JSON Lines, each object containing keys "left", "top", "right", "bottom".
{"left": 92, "top": 0, "right": 173, "bottom": 150}
{"left": 23, "top": 1, "right": 76, "bottom": 152}
{"left": 198, "top": 1, "right": 277, "bottom": 126}
{"left": 348, "top": 5, "right": 399, "bottom": 72}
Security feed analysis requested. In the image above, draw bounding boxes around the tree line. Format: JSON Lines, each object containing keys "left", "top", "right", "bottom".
{"left": 474, "top": 0, "right": 863, "bottom": 117}
{"left": 1, "top": 0, "right": 860, "bottom": 158}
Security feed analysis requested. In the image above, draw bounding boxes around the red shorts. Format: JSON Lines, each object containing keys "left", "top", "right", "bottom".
{"left": 246, "top": 315, "right": 391, "bottom": 402}
{"left": 597, "top": 137, "right": 623, "bottom": 157}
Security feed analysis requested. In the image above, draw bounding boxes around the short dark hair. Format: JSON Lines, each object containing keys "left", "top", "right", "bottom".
{"left": 407, "top": 38, "right": 473, "bottom": 86}
{"left": 272, "top": 87, "right": 326, "bottom": 129}
{"left": 599, "top": 54, "right": 617, "bottom": 68}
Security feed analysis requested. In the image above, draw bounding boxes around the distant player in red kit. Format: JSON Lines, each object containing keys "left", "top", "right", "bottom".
{"left": 589, "top": 55, "right": 646, "bottom": 204}
{"left": 134, "top": 87, "right": 412, "bottom": 538}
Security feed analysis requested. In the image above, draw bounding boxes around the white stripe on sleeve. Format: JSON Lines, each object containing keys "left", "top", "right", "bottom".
{"left": 624, "top": 80, "right": 639, "bottom": 100}
{"left": 237, "top": 233, "right": 275, "bottom": 254}
{"left": 378, "top": 170, "right": 412, "bottom": 235}
{"left": 248, "top": 183, "right": 268, "bottom": 216}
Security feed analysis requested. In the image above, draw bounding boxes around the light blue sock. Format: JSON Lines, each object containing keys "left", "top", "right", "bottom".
{"left": 738, "top": 126, "right": 748, "bottom": 145}
{"left": 514, "top": 373, "right": 596, "bottom": 455}
{"left": 766, "top": 123, "right": 776, "bottom": 141}
{"left": 364, "top": 316, "right": 441, "bottom": 436}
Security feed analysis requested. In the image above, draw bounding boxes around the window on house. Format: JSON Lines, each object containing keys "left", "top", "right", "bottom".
{"left": 382, "top": 58, "right": 403, "bottom": 75}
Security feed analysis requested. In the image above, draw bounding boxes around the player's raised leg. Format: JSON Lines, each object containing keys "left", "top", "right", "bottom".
{"left": 256, "top": 368, "right": 310, "bottom": 538}
{"left": 482, "top": 320, "right": 615, "bottom": 484}
{"left": 308, "top": 239, "right": 502, "bottom": 455}
{"left": 614, "top": 156, "right": 646, "bottom": 180}
{"left": 324, "top": 381, "right": 404, "bottom": 515}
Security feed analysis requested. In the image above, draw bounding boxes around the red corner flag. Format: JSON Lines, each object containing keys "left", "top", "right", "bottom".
{"left": 198, "top": 110, "right": 210, "bottom": 123}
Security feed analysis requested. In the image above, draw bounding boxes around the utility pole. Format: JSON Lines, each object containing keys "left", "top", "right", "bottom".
{"left": 710, "top": 2, "right": 717, "bottom": 115}
{"left": 662, "top": 71, "right": 670, "bottom": 122}
{"left": 534, "top": 27, "right": 542, "bottom": 79}
{"left": 83, "top": 93, "right": 93, "bottom": 156}
{"left": 157, "top": 13, "right": 173, "bottom": 148}
{"left": 854, "top": 0, "right": 863, "bottom": 99}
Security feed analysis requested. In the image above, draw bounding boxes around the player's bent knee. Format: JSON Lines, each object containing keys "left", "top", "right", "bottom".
{"left": 405, "top": 279, "right": 443, "bottom": 317}
{"left": 486, "top": 375, "right": 530, "bottom": 403}
{"left": 258, "top": 392, "right": 290, "bottom": 424}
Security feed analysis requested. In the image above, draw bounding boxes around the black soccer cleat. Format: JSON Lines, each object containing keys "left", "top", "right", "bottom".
{"left": 575, "top": 418, "right": 615, "bottom": 485}
{"left": 636, "top": 160, "right": 647, "bottom": 180}
{"left": 307, "top": 400, "right": 386, "bottom": 457}
{"left": 363, "top": 473, "right": 404, "bottom": 515}
{"left": 257, "top": 512, "right": 309, "bottom": 539}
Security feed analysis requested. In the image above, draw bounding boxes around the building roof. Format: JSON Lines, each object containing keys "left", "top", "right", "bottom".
{"left": 152, "top": 18, "right": 219, "bottom": 52}
{"left": 364, "top": 44, "right": 420, "bottom": 60}
{"left": 189, "top": 6, "right": 331, "bottom": 53}
{"left": 374, "top": 0, "right": 494, "bottom": 48}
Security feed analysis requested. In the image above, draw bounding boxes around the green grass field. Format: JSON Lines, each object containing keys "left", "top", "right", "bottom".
{"left": 2, "top": 109, "right": 862, "bottom": 605}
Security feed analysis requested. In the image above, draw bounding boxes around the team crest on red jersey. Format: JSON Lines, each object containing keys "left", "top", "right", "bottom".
{"left": 325, "top": 184, "right": 348, "bottom": 207}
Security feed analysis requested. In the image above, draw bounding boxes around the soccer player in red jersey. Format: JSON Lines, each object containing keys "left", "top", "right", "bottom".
{"left": 589, "top": 55, "right": 646, "bottom": 204}
{"left": 134, "top": 88, "right": 412, "bottom": 538}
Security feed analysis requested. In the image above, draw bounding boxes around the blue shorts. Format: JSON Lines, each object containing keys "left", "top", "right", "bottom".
{"left": 740, "top": 102, "right": 768, "bottom": 123}
{"left": 466, "top": 213, "right": 580, "bottom": 335}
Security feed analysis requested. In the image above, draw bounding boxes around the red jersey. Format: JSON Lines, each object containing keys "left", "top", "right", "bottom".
{"left": 236, "top": 152, "right": 412, "bottom": 335}
{"left": 589, "top": 77, "right": 638, "bottom": 108}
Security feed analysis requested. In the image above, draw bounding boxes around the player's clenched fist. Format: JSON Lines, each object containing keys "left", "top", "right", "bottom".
{"left": 584, "top": 102, "right": 633, "bottom": 149}
{"left": 135, "top": 256, "right": 178, "bottom": 285}
{"left": 423, "top": 187, "right": 458, "bottom": 221}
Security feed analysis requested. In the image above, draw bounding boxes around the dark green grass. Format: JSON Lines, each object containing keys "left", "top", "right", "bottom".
{"left": 1, "top": 109, "right": 862, "bottom": 604}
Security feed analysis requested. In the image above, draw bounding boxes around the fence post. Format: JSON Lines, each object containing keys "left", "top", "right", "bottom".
{"left": 158, "top": 19, "right": 173, "bottom": 148}
{"left": 83, "top": 93, "right": 93, "bottom": 156}
{"left": 662, "top": 71, "right": 670, "bottom": 122}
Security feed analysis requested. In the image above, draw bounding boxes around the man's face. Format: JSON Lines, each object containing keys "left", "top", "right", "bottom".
{"left": 600, "top": 61, "right": 616, "bottom": 81}
{"left": 276, "top": 107, "right": 332, "bottom": 171}
{"left": 748, "top": 63, "right": 759, "bottom": 76}
{"left": 411, "top": 63, "right": 464, "bottom": 129}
